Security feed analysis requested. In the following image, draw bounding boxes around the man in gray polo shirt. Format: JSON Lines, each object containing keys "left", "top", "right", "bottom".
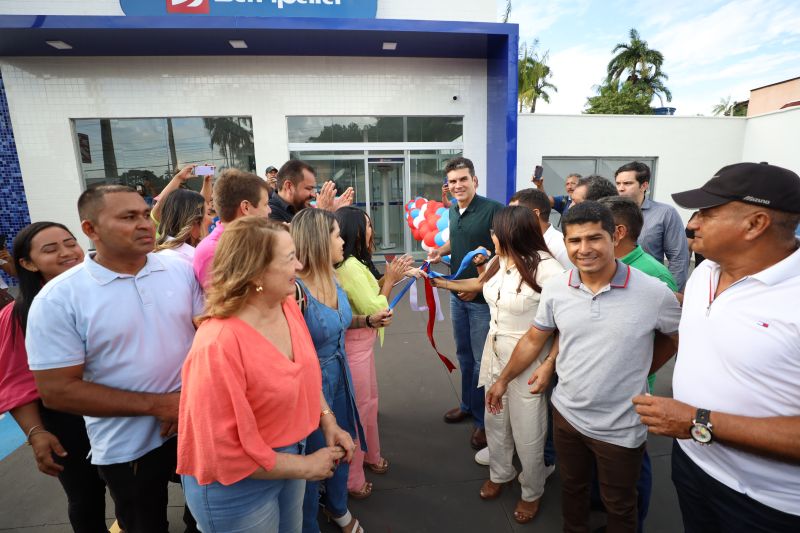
{"left": 486, "top": 201, "right": 681, "bottom": 533}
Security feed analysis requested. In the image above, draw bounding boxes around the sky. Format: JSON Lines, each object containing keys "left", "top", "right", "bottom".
{"left": 497, "top": 0, "right": 800, "bottom": 115}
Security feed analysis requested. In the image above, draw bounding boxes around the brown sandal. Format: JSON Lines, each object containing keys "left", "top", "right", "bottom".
{"left": 513, "top": 498, "right": 541, "bottom": 524}
{"left": 365, "top": 457, "right": 389, "bottom": 474}
{"left": 479, "top": 479, "right": 510, "bottom": 500}
{"left": 347, "top": 481, "right": 372, "bottom": 500}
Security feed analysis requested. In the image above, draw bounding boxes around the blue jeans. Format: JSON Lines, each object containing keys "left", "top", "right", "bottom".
{"left": 182, "top": 443, "right": 305, "bottom": 533}
{"left": 450, "top": 295, "right": 491, "bottom": 429}
{"left": 671, "top": 440, "right": 800, "bottom": 533}
{"left": 302, "top": 371, "right": 351, "bottom": 533}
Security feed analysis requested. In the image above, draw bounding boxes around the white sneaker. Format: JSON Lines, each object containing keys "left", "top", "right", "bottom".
{"left": 474, "top": 447, "right": 490, "bottom": 466}
{"left": 544, "top": 464, "right": 556, "bottom": 479}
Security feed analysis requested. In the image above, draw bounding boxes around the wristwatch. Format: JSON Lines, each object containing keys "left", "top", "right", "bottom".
{"left": 690, "top": 408, "right": 713, "bottom": 444}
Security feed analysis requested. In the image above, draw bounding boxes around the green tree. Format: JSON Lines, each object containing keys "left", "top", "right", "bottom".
{"left": 518, "top": 43, "right": 557, "bottom": 113}
{"left": 712, "top": 96, "right": 747, "bottom": 117}
{"left": 607, "top": 28, "right": 664, "bottom": 84}
{"left": 606, "top": 28, "right": 671, "bottom": 106}
{"left": 584, "top": 81, "right": 653, "bottom": 115}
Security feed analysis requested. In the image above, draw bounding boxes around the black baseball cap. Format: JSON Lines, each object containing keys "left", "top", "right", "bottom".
{"left": 265, "top": 166, "right": 277, "bottom": 173}
{"left": 672, "top": 162, "right": 800, "bottom": 214}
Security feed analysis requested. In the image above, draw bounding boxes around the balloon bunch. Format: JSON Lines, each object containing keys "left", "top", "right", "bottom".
{"left": 404, "top": 197, "right": 450, "bottom": 252}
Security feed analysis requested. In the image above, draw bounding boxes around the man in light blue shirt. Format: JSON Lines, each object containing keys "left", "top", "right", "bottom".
{"left": 27, "top": 185, "right": 204, "bottom": 533}
{"left": 615, "top": 161, "right": 689, "bottom": 290}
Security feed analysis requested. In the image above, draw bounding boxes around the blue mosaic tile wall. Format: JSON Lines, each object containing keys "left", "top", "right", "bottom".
{"left": 0, "top": 71, "right": 31, "bottom": 287}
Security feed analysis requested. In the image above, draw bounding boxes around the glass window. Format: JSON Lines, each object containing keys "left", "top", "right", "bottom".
{"left": 541, "top": 156, "right": 658, "bottom": 225}
{"left": 407, "top": 116, "right": 463, "bottom": 142}
{"left": 287, "top": 116, "right": 460, "bottom": 144}
{"left": 74, "top": 116, "right": 255, "bottom": 203}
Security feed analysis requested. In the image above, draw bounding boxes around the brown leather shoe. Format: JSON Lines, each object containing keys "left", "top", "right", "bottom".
{"left": 443, "top": 407, "right": 470, "bottom": 424}
{"left": 479, "top": 478, "right": 509, "bottom": 500}
{"left": 470, "top": 427, "right": 487, "bottom": 450}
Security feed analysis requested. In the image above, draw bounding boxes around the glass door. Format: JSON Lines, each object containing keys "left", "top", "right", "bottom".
{"left": 367, "top": 157, "right": 405, "bottom": 256}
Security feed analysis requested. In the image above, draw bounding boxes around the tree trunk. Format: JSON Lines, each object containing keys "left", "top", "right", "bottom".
{"left": 100, "top": 119, "right": 118, "bottom": 178}
{"left": 167, "top": 118, "right": 178, "bottom": 174}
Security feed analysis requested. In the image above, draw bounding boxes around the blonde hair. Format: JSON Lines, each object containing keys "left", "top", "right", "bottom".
{"left": 290, "top": 208, "right": 337, "bottom": 297}
{"left": 203, "top": 216, "right": 289, "bottom": 320}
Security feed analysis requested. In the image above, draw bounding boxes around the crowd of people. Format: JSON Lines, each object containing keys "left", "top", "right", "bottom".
{"left": 0, "top": 155, "right": 798, "bottom": 533}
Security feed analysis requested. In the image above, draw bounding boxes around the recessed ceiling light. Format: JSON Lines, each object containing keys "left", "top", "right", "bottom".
{"left": 382, "top": 42, "right": 397, "bottom": 51}
{"left": 46, "top": 41, "right": 72, "bottom": 50}
{"left": 229, "top": 40, "right": 248, "bottom": 49}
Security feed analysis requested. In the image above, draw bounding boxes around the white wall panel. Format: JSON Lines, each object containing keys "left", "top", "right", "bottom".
{"left": 517, "top": 114, "right": 749, "bottom": 222}
{"left": 1, "top": 56, "right": 486, "bottom": 247}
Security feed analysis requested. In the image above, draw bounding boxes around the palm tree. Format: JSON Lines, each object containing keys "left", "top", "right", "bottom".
{"left": 518, "top": 44, "right": 557, "bottom": 113}
{"left": 502, "top": 0, "right": 512, "bottom": 23}
{"left": 712, "top": 96, "right": 732, "bottom": 116}
{"left": 202, "top": 117, "right": 254, "bottom": 168}
{"left": 607, "top": 28, "right": 665, "bottom": 85}
{"left": 639, "top": 66, "right": 672, "bottom": 106}
{"left": 711, "top": 96, "right": 746, "bottom": 116}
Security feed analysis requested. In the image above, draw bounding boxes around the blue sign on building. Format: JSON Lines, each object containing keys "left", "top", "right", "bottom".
{"left": 120, "top": 0, "right": 378, "bottom": 19}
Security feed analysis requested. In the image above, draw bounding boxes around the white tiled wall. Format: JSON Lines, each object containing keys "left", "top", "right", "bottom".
{"left": 0, "top": 0, "right": 497, "bottom": 21}
{"left": 1, "top": 55, "right": 487, "bottom": 243}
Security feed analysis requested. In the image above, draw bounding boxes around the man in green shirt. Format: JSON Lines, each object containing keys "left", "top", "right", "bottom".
{"left": 428, "top": 157, "right": 503, "bottom": 450}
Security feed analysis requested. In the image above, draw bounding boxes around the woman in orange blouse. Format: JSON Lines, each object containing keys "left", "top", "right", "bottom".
{"left": 177, "top": 216, "right": 356, "bottom": 533}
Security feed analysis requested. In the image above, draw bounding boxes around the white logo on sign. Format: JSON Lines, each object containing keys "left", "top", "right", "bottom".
{"left": 271, "top": 0, "right": 342, "bottom": 9}
{"left": 172, "top": 0, "right": 205, "bottom": 6}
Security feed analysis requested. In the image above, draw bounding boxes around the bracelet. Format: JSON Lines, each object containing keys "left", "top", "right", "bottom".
{"left": 365, "top": 315, "right": 373, "bottom": 328}
{"left": 321, "top": 408, "right": 334, "bottom": 419}
{"left": 26, "top": 425, "right": 49, "bottom": 445}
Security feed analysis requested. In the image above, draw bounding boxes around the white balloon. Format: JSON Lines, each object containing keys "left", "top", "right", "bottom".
{"left": 413, "top": 213, "right": 426, "bottom": 228}
{"left": 441, "top": 227, "right": 450, "bottom": 242}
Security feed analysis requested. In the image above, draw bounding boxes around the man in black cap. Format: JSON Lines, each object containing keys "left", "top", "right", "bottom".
{"left": 633, "top": 162, "right": 800, "bottom": 532}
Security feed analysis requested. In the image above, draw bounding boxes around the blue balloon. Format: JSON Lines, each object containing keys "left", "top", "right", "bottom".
{"left": 437, "top": 217, "right": 448, "bottom": 230}
{"left": 411, "top": 209, "right": 420, "bottom": 218}
{"left": 434, "top": 232, "right": 445, "bottom": 247}
{"left": 436, "top": 207, "right": 446, "bottom": 216}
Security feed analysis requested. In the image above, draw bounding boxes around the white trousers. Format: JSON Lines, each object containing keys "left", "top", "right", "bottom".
{"left": 483, "top": 335, "right": 549, "bottom": 502}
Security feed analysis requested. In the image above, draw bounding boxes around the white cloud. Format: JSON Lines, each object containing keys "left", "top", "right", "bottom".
{"left": 532, "top": 45, "right": 609, "bottom": 114}
{"left": 651, "top": 0, "right": 800, "bottom": 73}
{"left": 504, "top": 0, "right": 591, "bottom": 44}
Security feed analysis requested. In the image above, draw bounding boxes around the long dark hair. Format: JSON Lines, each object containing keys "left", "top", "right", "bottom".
{"left": 334, "top": 206, "right": 381, "bottom": 279}
{"left": 11, "top": 222, "right": 75, "bottom": 335}
{"left": 481, "top": 206, "right": 550, "bottom": 293}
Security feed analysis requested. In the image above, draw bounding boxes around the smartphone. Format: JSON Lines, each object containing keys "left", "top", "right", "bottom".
{"left": 443, "top": 178, "right": 448, "bottom": 186}
{"left": 194, "top": 164, "right": 216, "bottom": 176}
{"left": 533, "top": 165, "right": 544, "bottom": 181}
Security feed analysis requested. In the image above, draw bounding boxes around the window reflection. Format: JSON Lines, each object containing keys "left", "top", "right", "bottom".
{"left": 287, "top": 116, "right": 461, "bottom": 143}
{"left": 74, "top": 116, "right": 255, "bottom": 202}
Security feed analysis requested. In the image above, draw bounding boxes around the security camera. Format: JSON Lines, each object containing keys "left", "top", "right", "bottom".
{"left": 452, "top": 95, "right": 459, "bottom": 101}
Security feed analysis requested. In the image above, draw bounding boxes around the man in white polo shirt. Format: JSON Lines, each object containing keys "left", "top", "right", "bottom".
{"left": 487, "top": 201, "right": 681, "bottom": 532}
{"left": 634, "top": 162, "right": 800, "bottom": 532}
{"left": 26, "top": 185, "right": 204, "bottom": 533}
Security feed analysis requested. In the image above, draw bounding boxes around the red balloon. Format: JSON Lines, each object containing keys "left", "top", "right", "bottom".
{"left": 418, "top": 221, "right": 430, "bottom": 235}
{"left": 415, "top": 198, "right": 426, "bottom": 208}
{"left": 412, "top": 229, "right": 422, "bottom": 241}
{"left": 423, "top": 231, "right": 437, "bottom": 247}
